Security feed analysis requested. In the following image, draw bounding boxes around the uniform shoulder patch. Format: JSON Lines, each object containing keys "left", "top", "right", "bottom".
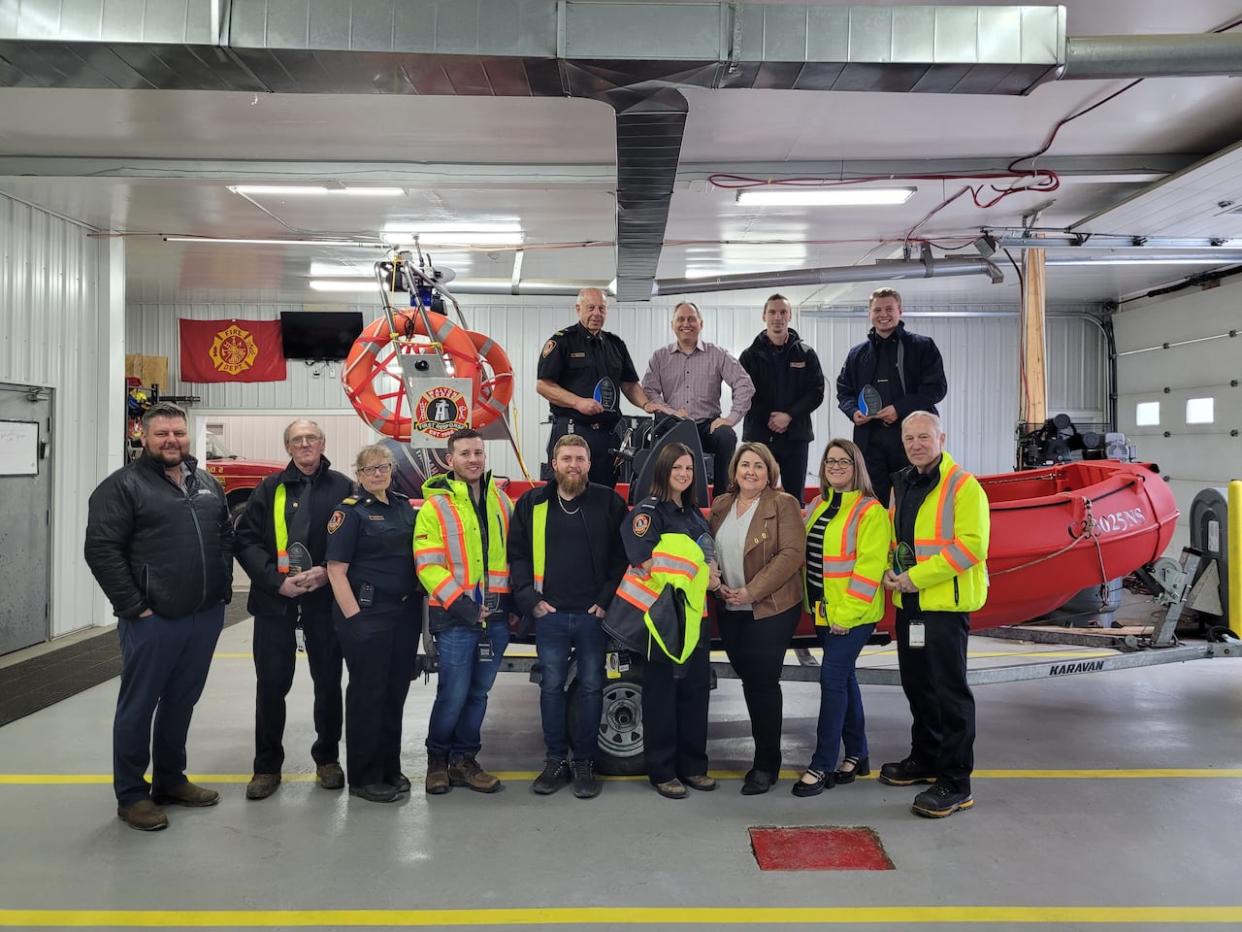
{"left": 631, "top": 512, "right": 652, "bottom": 538}
{"left": 541, "top": 339, "right": 557, "bottom": 358}
{"left": 341, "top": 496, "right": 359, "bottom": 505}
{"left": 327, "top": 510, "right": 346, "bottom": 534}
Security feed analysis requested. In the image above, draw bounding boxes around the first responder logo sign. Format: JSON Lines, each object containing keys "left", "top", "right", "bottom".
{"left": 179, "top": 319, "right": 286, "bottom": 383}
{"left": 410, "top": 383, "right": 471, "bottom": 445}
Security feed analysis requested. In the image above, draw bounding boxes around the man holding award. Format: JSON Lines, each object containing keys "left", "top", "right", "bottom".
{"left": 882, "top": 412, "right": 989, "bottom": 819}
{"left": 237, "top": 419, "right": 354, "bottom": 800}
{"left": 537, "top": 287, "right": 664, "bottom": 488}
{"left": 835, "top": 288, "right": 947, "bottom": 507}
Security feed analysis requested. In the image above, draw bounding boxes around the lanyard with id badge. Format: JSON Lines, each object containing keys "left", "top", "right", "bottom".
{"left": 474, "top": 583, "right": 500, "bottom": 660}
{"left": 892, "top": 541, "right": 925, "bottom": 648}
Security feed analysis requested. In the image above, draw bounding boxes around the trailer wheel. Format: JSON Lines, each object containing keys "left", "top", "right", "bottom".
{"left": 568, "top": 665, "right": 646, "bottom": 776}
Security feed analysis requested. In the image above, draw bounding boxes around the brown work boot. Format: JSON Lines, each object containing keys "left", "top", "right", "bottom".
{"left": 246, "top": 773, "right": 281, "bottom": 800}
{"left": 316, "top": 762, "right": 345, "bottom": 790}
{"left": 153, "top": 780, "right": 220, "bottom": 807}
{"left": 425, "top": 752, "right": 451, "bottom": 795}
{"left": 448, "top": 755, "right": 503, "bottom": 793}
{"left": 116, "top": 799, "right": 168, "bottom": 831}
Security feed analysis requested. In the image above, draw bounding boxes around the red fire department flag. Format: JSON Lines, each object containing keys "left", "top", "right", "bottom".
{"left": 179, "top": 319, "right": 287, "bottom": 383}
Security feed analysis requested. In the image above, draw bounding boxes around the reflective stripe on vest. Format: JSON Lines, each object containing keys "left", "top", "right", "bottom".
{"left": 821, "top": 497, "right": 869, "bottom": 578}
{"left": 911, "top": 466, "right": 981, "bottom": 571}
{"left": 424, "top": 495, "right": 469, "bottom": 607}
{"left": 532, "top": 499, "right": 548, "bottom": 589}
{"left": 273, "top": 483, "right": 290, "bottom": 574}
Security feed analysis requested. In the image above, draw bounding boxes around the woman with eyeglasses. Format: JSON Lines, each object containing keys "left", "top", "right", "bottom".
{"left": 325, "top": 444, "right": 421, "bottom": 803}
{"left": 792, "top": 439, "right": 892, "bottom": 797}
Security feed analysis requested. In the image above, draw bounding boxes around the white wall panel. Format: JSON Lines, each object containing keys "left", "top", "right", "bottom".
{"left": 206, "top": 413, "right": 382, "bottom": 476}
{"left": 1114, "top": 278, "right": 1242, "bottom": 548}
{"left": 1, "top": 193, "right": 116, "bottom": 638}
{"left": 127, "top": 299, "right": 1105, "bottom": 486}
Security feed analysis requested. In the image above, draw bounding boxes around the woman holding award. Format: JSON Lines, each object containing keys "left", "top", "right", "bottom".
{"left": 793, "top": 439, "right": 892, "bottom": 798}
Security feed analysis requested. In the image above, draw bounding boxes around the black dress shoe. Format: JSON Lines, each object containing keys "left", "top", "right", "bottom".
{"left": 740, "top": 769, "right": 775, "bottom": 795}
{"left": 348, "top": 783, "right": 400, "bottom": 803}
{"left": 394, "top": 774, "right": 411, "bottom": 795}
{"left": 833, "top": 756, "right": 870, "bottom": 785}
{"left": 791, "top": 769, "right": 831, "bottom": 798}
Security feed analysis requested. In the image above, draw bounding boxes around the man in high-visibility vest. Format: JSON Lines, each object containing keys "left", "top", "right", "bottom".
{"left": 236, "top": 419, "right": 353, "bottom": 801}
{"left": 414, "top": 429, "right": 514, "bottom": 796}
{"left": 508, "top": 434, "right": 628, "bottom": 799}
{"left": 881, "top": 411, "right": 990, "bottom": 819}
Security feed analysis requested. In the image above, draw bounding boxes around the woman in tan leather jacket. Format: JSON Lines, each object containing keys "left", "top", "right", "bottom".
{"left": 708, "top": 441, "right": 806, "bottom": 795}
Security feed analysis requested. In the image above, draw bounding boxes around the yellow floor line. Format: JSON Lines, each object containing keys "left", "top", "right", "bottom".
{"left": 2, "top": 768, "right": 1241, "bottom": 786}
{"left": 3, "top": 906, "right": 1242, "bottom": 926}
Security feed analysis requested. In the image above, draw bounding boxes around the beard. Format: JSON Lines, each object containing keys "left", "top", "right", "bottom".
{"left": 144, "top": 443, "right": 186, "bottom": 467}
{"left": 555, "top": 469, "right": 588, "bottom": 497}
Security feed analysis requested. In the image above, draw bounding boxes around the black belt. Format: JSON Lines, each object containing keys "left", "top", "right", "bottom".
{"left": 556, "top": 416, "right": 606, "bottom": 431}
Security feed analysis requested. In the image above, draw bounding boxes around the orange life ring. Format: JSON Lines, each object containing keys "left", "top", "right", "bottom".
{"left": 465, "top": 330, "right": 514, "bottom": 429}
{"left": 342, "top": 310, "right": 481, "bottom": 440}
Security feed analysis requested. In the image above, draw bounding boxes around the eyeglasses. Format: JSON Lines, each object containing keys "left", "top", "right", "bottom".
{"left": 823, "top": 457, "right": 855, "bottom": 469}
{"left": 358, "top": 463, "right": 393, "bottom": 476}
{"left": 288, "top": 435, "right": 323, "bottom": 447}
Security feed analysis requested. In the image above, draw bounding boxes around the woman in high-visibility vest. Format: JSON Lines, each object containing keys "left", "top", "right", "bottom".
{"left": 792, "top": 438, "right": 892, "bottom": 798}
{"left": 618, "top": 442, "right": 720, "bottom": 800}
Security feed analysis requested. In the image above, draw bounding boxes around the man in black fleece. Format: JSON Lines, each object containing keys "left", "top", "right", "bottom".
{"left": 508, "top": 434, "right": 628, "bottom": 799}
{"left": 739, "top": 293, "right": 826, "bottom": 502}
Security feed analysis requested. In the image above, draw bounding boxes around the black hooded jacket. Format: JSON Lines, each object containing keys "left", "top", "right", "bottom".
{"left": 84, "top": 453, "right": 234, "bottom": 620}
{"left": 738, "top": 327, "right": 826, "bottom": 444}
{"left": 835, "top": 321, "right": 947, "bottom": 434}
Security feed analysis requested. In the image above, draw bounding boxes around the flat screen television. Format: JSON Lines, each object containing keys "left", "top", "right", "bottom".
{"left": 280, "top": 311, "right": 364, "bottom": 361}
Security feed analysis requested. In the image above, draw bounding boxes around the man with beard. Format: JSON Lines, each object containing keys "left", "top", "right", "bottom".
{"left": 85, "top": 402, "right": 234, "bottom": 831}
{"left": 508, "top": 435, "right": 629, "bottom": 798}
{"left": 236, "top": 419, "right": 353, "bottom": 800}
{"left": 739, "top": 294, "right": 826, "bottom": 501}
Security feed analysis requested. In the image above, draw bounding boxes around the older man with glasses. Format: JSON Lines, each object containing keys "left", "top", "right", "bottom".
{"left": 236, "top": 419, "right": 354, "bottom": 800}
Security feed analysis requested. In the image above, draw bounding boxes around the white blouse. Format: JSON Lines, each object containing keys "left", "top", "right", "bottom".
{"left": 715, "top": 500, "right": 758, "bottom": 612}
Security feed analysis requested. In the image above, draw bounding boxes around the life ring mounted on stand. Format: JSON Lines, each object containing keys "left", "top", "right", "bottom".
{"left": 465, "top": 330, "right": 514, "bottom": 430}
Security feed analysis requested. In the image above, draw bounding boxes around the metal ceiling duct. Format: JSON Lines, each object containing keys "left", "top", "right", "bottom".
{"left": 654, "top": 257, "right": 1004, "bottom": 296}
{"left": 1062, "top": 33, "right": 1242, "bottom": 80}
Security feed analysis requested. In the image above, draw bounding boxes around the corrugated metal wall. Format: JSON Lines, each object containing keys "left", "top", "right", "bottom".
{"left": 1, "top": 193, "right": 112, "bottom": 638}
{"left": 207, "top": 413, "right": 381, "bottom": 473}
{"left": 127, "top": 300, "right": 1106, "bottom": 482}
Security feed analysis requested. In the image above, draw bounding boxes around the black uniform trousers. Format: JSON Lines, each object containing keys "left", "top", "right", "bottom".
{"left": 548, "top": 417, "right": 617, "bottom": 488}
{"left": 696, "top": 420, "right": 737, "bottom": 499}
{"left": 252, "top": 605, "right": 344, "bottom": 774}
{"left": 641, "top": 646, "right": 710, "bottom": 784}
{"left": 764, "top": 435, "right": 810, "bottom": 504}
{"left": 333, "top": 599, "right": 420, "bottom": 787}
{"left": 715, "top": 605, "right": 801, "bottom": 777}
{"left": 895, "top": 607, "right": 976, "bottom": 791}
{"left": 857, "top": 423, "right": 908, "bottom": 507}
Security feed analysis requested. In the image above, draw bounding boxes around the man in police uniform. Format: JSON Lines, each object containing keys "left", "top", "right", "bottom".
{"left": 236, "top": 419, "right": 353, "bottom": 801}
{"left": 536, "top": 287, "right": 666, "bottom": 488}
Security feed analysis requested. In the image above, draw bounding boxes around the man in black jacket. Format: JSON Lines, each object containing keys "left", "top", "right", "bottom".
{"left": 835, "top": 288, "right": 948, "bottom": 506}
{"left": 508, "top": 435, "right": 628, "bottom": 799}
{"left": 739, "top": 293, "right": 826, "bottom": 501}
{"left": 85, "top": 402, "right": 234, "bottom": 832}
{"left": 235, "top": 419, "right": 354, "bottom": 801}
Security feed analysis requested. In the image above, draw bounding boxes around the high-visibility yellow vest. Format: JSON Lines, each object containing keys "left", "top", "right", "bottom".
{"left": 531, "top": 499, "right": 548, "bottom": 589}
{"left": 803, "top": 489, "right": 892, "bottom": 628}
{"left": 890, "top": 451, "right": 990, "bottom": 613}
{"left": 414, "top": 472, "right": 513, "bottom": 610}
{"left": 611, "top": 533, "right": 709, "bottom": 663}
{"left": 273, "top": 483, "right": 293, "bottom": 575}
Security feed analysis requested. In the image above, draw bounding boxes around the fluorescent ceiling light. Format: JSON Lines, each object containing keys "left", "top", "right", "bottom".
{"left": 382, "top": 221, "right": 521, "bottom": 234}
{"left": 382, "top": 231, "right": 525, "bottom": 247}
{"left": 736, "top": 187, "right": 916, "bottom": 206}
{"left": 309, "top": 280, "right": 379, "bottom": 293}
{"left": 230, "top": 185, "right": 405, "bottom": 196}
{"left": 309, "top": 262, "right": 372, "bottom": 277}
{"left": 166, "top": 236, "right": 374, "bottom": 247}
{"left": 1047, "top": 257, "right": 1242, "bottom": 266}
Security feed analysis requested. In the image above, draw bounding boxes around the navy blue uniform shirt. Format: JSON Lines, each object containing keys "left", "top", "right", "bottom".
{"left": 325, "top": 491, "right": 418, "bottom": 600}
{"left": 622, "top": 495, "right": 711, "bottom": 566}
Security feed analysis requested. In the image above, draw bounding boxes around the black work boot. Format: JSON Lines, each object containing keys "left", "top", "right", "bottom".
{"left": 571, "top": 759, "right": 601, "bottom": 799}
{"left": 878, "top": 756, "right": 937, "bottom": 786}
{"left": 912, "top": 781, "right": 974, "bottom": 818}
{"left": 532, "top": 758, "right": 571, "bottom": 795}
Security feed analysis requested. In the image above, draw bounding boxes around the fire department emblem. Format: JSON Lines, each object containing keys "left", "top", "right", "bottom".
{"left": 209, "top": 324, "right": 260, "bottom": 376}
{"left": 414, "top": 386, "right": 470, "bottom": 440}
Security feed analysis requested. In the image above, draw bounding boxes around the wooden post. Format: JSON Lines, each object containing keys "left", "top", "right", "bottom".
{"left": 1021, "top": 248, "right": 1048, "bottom": 430}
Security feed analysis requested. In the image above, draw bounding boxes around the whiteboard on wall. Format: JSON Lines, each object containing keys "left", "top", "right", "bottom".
{"left": 0, "top": 420, "right": 40, "bottom": 476}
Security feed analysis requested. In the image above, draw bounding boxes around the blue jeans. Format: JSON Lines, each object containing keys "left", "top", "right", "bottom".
{"left": 535, "top": 612, "right": 606, "bottom": 762}
{"left": 426, "top": 619, "right": 510, "bottom": 758}
{"left": 809, "top": 623, "right": 875, "bottom": 773}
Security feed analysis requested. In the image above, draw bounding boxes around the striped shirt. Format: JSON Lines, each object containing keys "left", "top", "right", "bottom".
{"left": 804, "top": 492, "right": 841, "bottom": 606}
{"left": 640, "top": 340, "right": 755, "bottom": 425}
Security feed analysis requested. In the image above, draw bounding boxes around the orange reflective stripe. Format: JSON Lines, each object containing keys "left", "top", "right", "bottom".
{"left": 277, "top": 550, "right": 289, "bottom": 574}
{"left": 616, "top": 575, "right": 659, "bottom": 611}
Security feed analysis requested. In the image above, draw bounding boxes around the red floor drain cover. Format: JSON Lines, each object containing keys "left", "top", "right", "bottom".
{"left": 749, "top": 826, "right": 894, "bottom": 871}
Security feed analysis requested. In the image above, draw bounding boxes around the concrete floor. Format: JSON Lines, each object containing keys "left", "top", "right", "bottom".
{"left": 1, "top": 616, "right": 1241, "bottom": 931}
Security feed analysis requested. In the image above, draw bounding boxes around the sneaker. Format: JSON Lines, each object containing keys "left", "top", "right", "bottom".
{"left": 572, "top": 760, "right": 601, "bottom": 799}
{"left": 316, "top": 762, "right": 345, "bottom": 790}
{"left": 912, "top": 782, "right": 974, "bottom": 818}
{"left": 425, "top": 752, "right": 451, "bottom": 795}
{"left": 116, "top": 799, "right": 168, "bottom": 832}
{"left": 348, "top": 783, "right": 400, "bottom": 803}
{"left": 245, "top": 773, "right": 281, "bottom": 801}
{"left": 878, "top": 757, "right": 937, "bottom": 787}
{"left": 448, "top": 755, "right": 503, "bottom": 793}
{"left": 152, "top": 780, "right": 219, "bottom": 807}
{"left": 532, "top": 759, "right": 571, "bottom": 795}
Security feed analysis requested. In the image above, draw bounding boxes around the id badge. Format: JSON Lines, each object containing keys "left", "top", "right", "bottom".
{"left": 908, "top": 621, "right": 926, "bottom": 649}
{"left": 477, "top": 635, "right": 494, "bottom": 662}
{"left": 606, "top": 651, "right": 621, "bottom": 680}
{"left": 358, "top": 583, "right": 375, "bottom": 608}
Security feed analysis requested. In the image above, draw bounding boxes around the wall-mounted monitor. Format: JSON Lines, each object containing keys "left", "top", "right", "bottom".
{"left": 279, "top": 311, "right": 364, "bottom": 361}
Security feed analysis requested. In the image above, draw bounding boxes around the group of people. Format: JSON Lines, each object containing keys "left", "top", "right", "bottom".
{"left": 83, "top": 285, "right": 989, "bottom": 834}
